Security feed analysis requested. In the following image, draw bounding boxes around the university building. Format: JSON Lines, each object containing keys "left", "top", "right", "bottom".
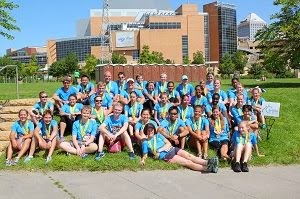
{"left": 47, "top": 0, "right": 209, "bottom": 65}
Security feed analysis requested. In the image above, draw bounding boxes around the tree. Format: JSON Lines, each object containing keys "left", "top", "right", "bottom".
{"left": 49, "top": 60, "right": 65, "bottom": 80}
{"left": 248, "top": 62, "right": 265, "bottom": 79}
{"left": 183, "top": 56, "right": 190, "bottom": 64}
{"left": 64, "top": 53, "right": 79, "bottom": 74}
{"left": 112, "top": 52, "right": 127, "bottom": 64}
{"left": 139, "top": 45, "right": 152, "bottom": 64}
{"left": 263, "top": 49, "right": 286, "bottom": 77}
{"left": 0, "top": 0, "right": 20, "bottom": 39}
{"left": 232, "top": 50, "right": 247, "bottom": 73}
{"left": 219, "top": 53, "right": 235, "bottom": 75}
{"left": 83, "top": 54, "right": 99, "bottom": 79}
{"left": 0, "top": 55, "right": 21, "bottom": 77}
{"left": 139, "top": 45, "right": 165, "bottom": 64}
{"left": 22, "top": 55, "right": 38, "bottom": 77}
{"left": 191, "top": 51, "right": 204, "bottom": 64}
{"left": 256, "top": 0, "right": 300, "bottom": 69}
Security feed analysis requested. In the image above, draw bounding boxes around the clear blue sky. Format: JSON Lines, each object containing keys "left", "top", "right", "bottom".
{"left": 0, "top": 0, "right": 280, "bottom": 56}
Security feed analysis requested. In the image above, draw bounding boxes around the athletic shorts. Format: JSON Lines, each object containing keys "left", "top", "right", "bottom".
{"left": 164, "top": 147, "right": 181, "bottom": 161}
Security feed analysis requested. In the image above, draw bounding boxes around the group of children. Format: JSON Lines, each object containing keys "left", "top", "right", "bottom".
{"left": 6, "top": 71, "right": 267, "bottom": 173}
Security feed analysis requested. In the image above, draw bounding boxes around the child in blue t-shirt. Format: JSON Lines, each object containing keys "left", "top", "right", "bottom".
{"left": 60, "top": 106, "right": 98, "bottom": 158}
{"left": 6, "top": 109, "right": 34, "bottom": 166}
{"left": 30, "top": 91, "right": 54, "bottom": 125}
{"left": 24, "top": 109, "right": 58, "bottom": 164}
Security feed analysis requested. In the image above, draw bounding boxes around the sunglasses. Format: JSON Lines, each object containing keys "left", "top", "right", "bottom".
{"left": 41, "top": 96, "right": 48, "bottom": 98}
{"left": 95, "top": 100, "right": 102, "bottom": 102}
{"left": 170, "top": 112, "right": 178, "bottom": 115}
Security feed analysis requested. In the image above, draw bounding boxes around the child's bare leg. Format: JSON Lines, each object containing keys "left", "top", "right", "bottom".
{"left": 243, "top": 143, "right": 252, "bottom": 162}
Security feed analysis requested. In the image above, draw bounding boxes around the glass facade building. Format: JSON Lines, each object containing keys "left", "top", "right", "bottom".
{"left": 217, "top": 3, "right": 237, "bottom": 60}
{"left": 56, "top": 36, "right": 108, "bottom": 62}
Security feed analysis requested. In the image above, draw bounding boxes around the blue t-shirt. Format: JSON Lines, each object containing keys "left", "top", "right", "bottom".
{"left": 154, "top": 102, "right": 171, "bottom": 121}
{"left": 115, "top": 80, "right": 128, "bottom": 93}
{"left": 190, "top": 95, "right": 208, "bottom": 107}
{"left": 231, "top": 105, "right": 244, "bottom": 125}
{"left": 186, "top": 117, "right": 209, "bottom": 131}
{"left": 61, "top": 103, "right": 84, "bottom": 114}
{"left": 76, "top": 82, "right": 94, "bottom": 94}
{"left": 55, "top": 86, "right": 78, "bottom": 101}
{"left": 205, "top": 103, "right": 227, "bottom": 115}
{"left": 135, "top": 120, "right": 158, "bottom": 133}
{"left": 205, "top": 82, "right": 214, "bottom": 92}
{"left": 124, "top": 102, "right": 143, "bottom": 117}
{"left": 142, "top": 133, "right": 168, "bottom": 160}
{"left": 33, "top": 101, "right": 54, "bottom": 115}
{"left": 143, "top": 88, "right": 158, "bottom": 100}
{"left": 11, "top": 120, "right": 34, "bottom": 138}
{"left": 207, "top": 90, "right": 228, "bottom": 103}
{"left": 91, "top": 108, "right": 106, "bottom": 127}
{"left": 120, "top": 89, "right": 144, "bottom": 101}
{"left": 209, "top": 117, "right": 229, "bottom": 142}
{"left": 166, "top": 90, "right": 180, "bottom": 100}
{"left": 89, "top": 93, "right": 113, "bottom": 108}
{"left": 155, "top": 82, "right": 168, "bottom": 94}
{"left": 249, "top": 97, "right": 266, "bottom": 106}
{"left": 72, "top": 119, "right": 97, "bottom": 141}
{"left": 178, "top": 105, "right": 194, "bottom": 122}
{"left": 231, "top": 131, "right": 257, "bottom": 146}
{"left": 103, "top": 114, "right": 128, "bottom": 135}
{"left": 105, "top": 80, "right": 119, "bottom": 98}
{"left": 161, "top": 119, "right": 186, "bottom": 136}
{"left": 136, "top": 81, "right": 148, "bottom": 90}
{"left": 228, "top": 90, "right": 249, "bottom": 103}
{"left": 38, "top": 119, "right": 58, "bottom": 137}
{"left": 176, "top": 83, "right": 195, "bottom": 96}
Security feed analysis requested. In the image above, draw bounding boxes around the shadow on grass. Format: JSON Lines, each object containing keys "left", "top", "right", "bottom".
{"left": 245, "top": 82, "right": 300, "bottom": 89}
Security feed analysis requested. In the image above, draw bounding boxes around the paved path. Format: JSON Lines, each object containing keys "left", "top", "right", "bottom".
{"left": 0, "top": 165, "right": 299, "bottom": 199}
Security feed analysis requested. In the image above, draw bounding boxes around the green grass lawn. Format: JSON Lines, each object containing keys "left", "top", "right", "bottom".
{"left": 0, "top": 78, "right": 300, "bottom": 171}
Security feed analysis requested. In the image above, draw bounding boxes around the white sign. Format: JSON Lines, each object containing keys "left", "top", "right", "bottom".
{"left": 262, "top": 102, "right": 280, "bottom": 117}
{"left": 116, "top": 32, "right": 134, "bottom": 48}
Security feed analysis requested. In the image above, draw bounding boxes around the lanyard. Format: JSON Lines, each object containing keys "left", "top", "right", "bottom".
{"left": 237, "top": 107, "right": 243, "bottom": 116}
{"left": 45, "top": 122, "right": 51, "bottom": 138}
{"left": 40, "top": 102, "right": 48, "bottom": 114}
{"left": 131, "top": 102, "right": 138, "bottom": 118}
{"left": 196, "top": 96, "right": 202, "bottom": 105}
{"left": 183, "top": 85, "right": 188, "bottom": 95}
{"left": 119, "top": 81, "right": 125, "bottom": 90}
{"left": 168, "top": 91, "right": 175, "bottom": 98}
{"left": 148, "top": 135, "right": 157, "bottom": 155}
{"left": 141, "top": 120, "right": 149, "bottom": 132}
{"left": 20, "top": 120, "right": 29, "bottom": 135}
{"left": 80, "top": 119, "right": 90, "bottom": 138}
{"left": 94, "top": 108, "right": 105, "bottom": 124}
{"left": 215, "top": 118, "right": 222, "bottom": 134}
{"left": 168, "top": 119, "right": 178, "bottom": 136}
{"left": 82, "top": 84, "right": 89, "bottom": 93}
{"left": 160, "top": 82, "right": 166, "bottom": 93}
{"left": 239, "top": 132, "right": 249, "bottom": 144}
{"left": 70, "top": 104, "right": 76, "bottom": 114}
{"left": 193, "top": 117, "right": 202, "bottom": 131}
{"left": 181, "top": 106, "right": 189, "bottom": 121}
{"left": 106, "top": 81, "right": 111, "bottom": 93}
{"left": 161, "top": 103, "right": 168, "bottom": 118}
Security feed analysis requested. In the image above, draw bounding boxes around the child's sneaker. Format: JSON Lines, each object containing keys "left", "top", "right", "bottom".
{"left": 12, "top": 157, "right": 20, "bottom": 166}
{"left": 95, "top": 152, "right": 105, "bottom": 161}
{"left": 207, "top": 156, "right": 219, "bottom": 173}
{"left": 5, "top": 159, "right": 13, "bottom": 167}
{"left": 128, "top": 151, "right": 135, "bottom": 160}
{"left": 66, "top": 152, "right": 71, "bottom": 156}
{"left": 24, "top": 156, "right": 33, "bottom": 163}
{"left": 241, "top": 162, "right": 249, "bottom": 172}
{"left": 45, "top": 156, "right": 52, "bottom": 164}
{"left": 233, "top": 162, "right": 242, "bottom": 172}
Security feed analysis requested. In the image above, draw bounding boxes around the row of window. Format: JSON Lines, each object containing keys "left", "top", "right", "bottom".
{"left": 147, "top": 22, "right": 181, "bottom": 29}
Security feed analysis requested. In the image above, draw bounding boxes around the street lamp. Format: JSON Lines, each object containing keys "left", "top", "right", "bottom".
{"left": 0, "top": 65, "right": 19, "bottom": 99}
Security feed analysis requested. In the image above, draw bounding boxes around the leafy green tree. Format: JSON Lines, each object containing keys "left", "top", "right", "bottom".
{"left": 248, "top": 62, "right": 265, "bottom": 78}
{"left": 22, "top": 55, "right": 38, "bottom": 76}
{"left": 263, "top": 50, "right": 287, "bottom": 77}
{"left": 139, "top": 45, "right": 152, "bottom": 64}
{"left": 151, "top": 51, "right": 164, "bottom": 64}
{"left": 112, "top": 52, "right": 127, "bottom": 64}
{"left": 183, "top": 56, "right": 190, "bottom": 64}
{"left": 64, "top": 53, "right": 79, "bottom": 74}
{"left": 0, "top": 55, "right": 21, "bottom": 77}
{"left": 49, "top": 60, "right": 65, "bottom": 80}
{"left": 256, "top": 0, "right": 300, "bottom": 69}
{"left": 219, "top": 53, "right": 235, "bottom": 75}
{"left": 191, "top": 51, "right": 205, "bottom": 64}
{"left": 232, "top": 50, "right": 247, "bottom": 73}
{"left": 139, "top": 45, "right": 165, "bottom": 64}
{"left": 83, "top": 54, "right": 99, "bottom": 79}
{"left": 0, "top": 0, "right": 20, "bottom": 39}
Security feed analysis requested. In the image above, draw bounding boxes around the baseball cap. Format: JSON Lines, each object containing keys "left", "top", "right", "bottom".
{"left": 182, "top": 75, "right": 188, "bottom": 80}
{"left": 127, "top": 78, "right": 135, "bottom": 83}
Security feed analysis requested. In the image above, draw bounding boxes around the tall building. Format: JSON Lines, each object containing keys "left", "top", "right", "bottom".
{"left": 203, "top": 1, "right": 237, "bottom": 63}
{"left": 47, "top": 0, "right": 208, "bottom": 65}
{"left": 6, "top": 47, "right": 47, "bottom": 67}
{"left": 238, "top": 13, "right": 267, "bottom": 41}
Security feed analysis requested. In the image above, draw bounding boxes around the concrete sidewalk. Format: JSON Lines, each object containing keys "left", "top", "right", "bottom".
{"left": 0, "top": 165, "right": 299, "bottom": 199}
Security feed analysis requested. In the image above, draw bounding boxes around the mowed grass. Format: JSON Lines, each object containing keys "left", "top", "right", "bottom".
{"left": 0, "top": 78, "right": 300, "bottom": 171}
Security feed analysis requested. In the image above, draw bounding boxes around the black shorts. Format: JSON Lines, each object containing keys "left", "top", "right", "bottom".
{"left": 164, "top": 147, "right": 181, "bottom": 161}
{"left": 209, "top": 140, "right": 229, "bottom": 151}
